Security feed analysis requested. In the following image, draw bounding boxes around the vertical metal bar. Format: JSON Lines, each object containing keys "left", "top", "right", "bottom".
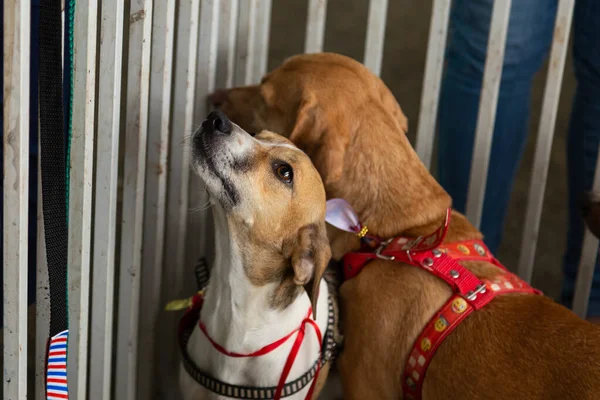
{"left": 115, "top": 0, "right": 153, "bottom": 398}
{"left": 186, "top": 0, "right": 220, "bottom": 280}
{"left": 89, "top": 0, "right": 125, "bottom": 397}
{"left": 167, "top": 0, "right": 201, "bottom": 307}
{"left": 195, "top": 0, "right": 220, "bottom": 143}
{"left": 363, "top": 0, "right": 389, "bottom": 77}
{"left": 252, "top": 0, "right": 272, "bottom": 83}
{"left": 573, "top": 144, "right": 600, "bottom": 317}
{"left": 518, "top": 0, "right": 574, "bottom": 283}
{"left": 3, "top": 0, "right": 30, "bottom": 397}
{"left": 235, "top": 0, "right": 256, "bottom": 85}
{"left": 68, "top": 0, "right": 98, "bottom": 396}
{"left": 216, "top": 0, "right": 239, "bottom": 89}
{"left": 465, "top": 0, "right": 512, "bottom": 228}
{"left": 137, "top": 1, "right": 177, "bottom": 397}
{"left": 415, "top": 0, "right": 452, "bottom": 170}
{"left": 162, "top": 0, "right": 202, "bottom": 394}
{"left": 304, "top": 0, "right": 327, "bottom": 53}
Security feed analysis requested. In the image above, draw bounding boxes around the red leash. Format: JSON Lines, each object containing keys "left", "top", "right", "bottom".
{"left": 199, "top": 305, "right": 323, "bottom": 400}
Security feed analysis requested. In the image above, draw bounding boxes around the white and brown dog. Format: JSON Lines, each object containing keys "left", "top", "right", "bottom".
{"left": 179, "top": 111, "right": 338, "bottom": 400}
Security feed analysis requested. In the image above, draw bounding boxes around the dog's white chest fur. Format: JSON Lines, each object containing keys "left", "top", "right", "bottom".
{"left": 179, "top": 282, "right": 329, "bottom": 400}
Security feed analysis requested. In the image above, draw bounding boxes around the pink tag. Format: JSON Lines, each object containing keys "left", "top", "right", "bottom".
{"left": 325, "top": 198, "right": 361, "bottom": 233}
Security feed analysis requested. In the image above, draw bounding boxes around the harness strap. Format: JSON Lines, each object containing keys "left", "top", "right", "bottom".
{"left": 39, "top": 0, "right": 68, "bottom": 338}
{"left": 335, "top": 205, "right": 542, "bottom": 400}
{"left": 199, "top": 308, "right": 313, "bottom": 358}
{"left": 274, "top": 316, "right": 322, "bottom": 400}
{"left": 199, "top": 302, "right": 322, "bottom": 400}
{"left": 39, "top": 0, "right": 72, "bottom": 398}
{"left": 402, "top": 272, "right": 539, "bottom": 399}
{"left": 178, "top": 293, "right": 338, "bottom": 399}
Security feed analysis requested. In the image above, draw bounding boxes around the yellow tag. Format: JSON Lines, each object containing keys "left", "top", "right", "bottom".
{"left": 165, "top": 298, "right": 193, "bottom": 311}
{"left": 357, "top": 225, "right": 369, "bottom": 238}
{"left": 164, "top": 290, "right": 205, "bottom": 311}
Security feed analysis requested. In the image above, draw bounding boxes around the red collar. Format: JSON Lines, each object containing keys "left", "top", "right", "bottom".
{"left": 182, "top": 292, "right": 323, "bottom": 400}
{"left": 341, "top": 208, "right": 542, "bottom": 399}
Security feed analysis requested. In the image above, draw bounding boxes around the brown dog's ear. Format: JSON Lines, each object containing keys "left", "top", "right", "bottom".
{"left": 288, "top": 223, "right": 332, "bottom": 319}
{"left": 289, "top": 95, "right": 350, "bottom": 186}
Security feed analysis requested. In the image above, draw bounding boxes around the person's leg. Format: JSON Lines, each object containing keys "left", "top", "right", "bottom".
{"left": 562, "top": 0, "right": 600, "bottom": 317}
{"left": 438, "top": 0, "right": 557, "bottom": 253}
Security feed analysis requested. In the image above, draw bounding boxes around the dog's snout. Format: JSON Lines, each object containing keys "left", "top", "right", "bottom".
{"left": 202, "top": 110, "right": 232, "bottom": 135}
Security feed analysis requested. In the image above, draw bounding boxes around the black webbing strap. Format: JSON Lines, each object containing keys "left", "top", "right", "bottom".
{"left": 39, "top": 0, "right": 69, "bottom": 336}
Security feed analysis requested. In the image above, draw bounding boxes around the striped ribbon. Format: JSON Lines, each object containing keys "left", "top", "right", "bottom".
{"left": 46, "top": 330, "right": 69, "bottom": 399}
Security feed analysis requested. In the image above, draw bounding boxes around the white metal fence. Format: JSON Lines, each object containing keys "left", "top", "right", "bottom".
{"left": 3, "top": 0, "right": 595, "bottom": 398}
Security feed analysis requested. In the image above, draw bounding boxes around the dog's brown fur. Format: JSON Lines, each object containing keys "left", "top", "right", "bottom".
{"left": 212, "top": 52, "right": 600, "bottom": 399}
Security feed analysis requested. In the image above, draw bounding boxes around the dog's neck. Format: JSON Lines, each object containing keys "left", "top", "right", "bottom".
{"left": 326, "top": 131, "right": 485, "bottom": 260}
{"left": 200, "top": 203, "right": 312, "bottom": 353}
{"left": 183, "top": 202, "right": 329, "bottom": 395}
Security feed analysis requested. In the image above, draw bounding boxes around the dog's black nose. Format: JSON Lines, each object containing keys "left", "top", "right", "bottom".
{"left": 202, "top": 110, "right": 232, "bottom": 134}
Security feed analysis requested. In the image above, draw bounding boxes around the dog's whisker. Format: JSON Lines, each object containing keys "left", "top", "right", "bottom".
{"left": 189, "top": 200, "right": 212, "bottom": 213}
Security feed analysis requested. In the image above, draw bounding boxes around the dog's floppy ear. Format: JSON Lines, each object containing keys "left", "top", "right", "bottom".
{"left": 288, "top": 223, "right": 332, "bottom": 319}
{"left": 289, "top": 94, "right": 350, "bottom": 186}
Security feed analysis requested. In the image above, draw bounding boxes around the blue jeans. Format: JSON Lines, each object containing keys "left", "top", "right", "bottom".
{"left": 438, "top": 0, "right": 600, "bottom": 316}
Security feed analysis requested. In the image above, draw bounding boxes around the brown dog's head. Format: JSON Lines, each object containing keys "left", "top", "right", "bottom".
{"left": 211, "top": 53, "right": 450, "bottom": 253}
{"left": 192, "top": 111, "right": 331, "bottom": 315}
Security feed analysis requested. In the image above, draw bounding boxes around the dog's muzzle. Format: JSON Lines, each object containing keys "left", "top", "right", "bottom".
{"left": 193, "top": 110, "right": 232, "bottom": 154}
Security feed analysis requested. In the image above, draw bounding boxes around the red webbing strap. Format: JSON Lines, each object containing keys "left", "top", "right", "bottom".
{"left": 402, "top": 294, "right": 475, "bottom": 400}
{"left": 274, "top": 318, "right": 323, "bottom": 400}
{"left": 402, "top": 272, "right": 539, "bottom": 400}
{"left": 408, "top": 251, "right": 494, "bottom": 310}
{"left": 338, "top": 211, "right": 542, "bottom": 400}
{"left": 198, "top": 308, "right": 312, "bottom": 358}
{"left": 191, "top": 292, "right": 323, "bottom": 400}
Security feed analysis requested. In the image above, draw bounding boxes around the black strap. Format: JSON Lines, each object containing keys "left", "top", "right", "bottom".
{"left": 39, "top": 0, "right": 69, "bottom": 336}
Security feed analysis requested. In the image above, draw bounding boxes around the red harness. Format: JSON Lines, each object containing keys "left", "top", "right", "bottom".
{"left": 342, "top": 208, "right": 541, "bottom": 400}
{"left": 184, "top": 292, "right": 323, "bottom": 400}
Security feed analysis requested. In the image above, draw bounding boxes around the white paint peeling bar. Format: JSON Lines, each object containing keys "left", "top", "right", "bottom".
{"left": 216, "top": 0, "right": 239, "bottom": 89}
{"left": 363, "top": 0, "right": 389, "bottom": 77}
{"left": 163, "top": 0, "right": 202, "bottom": 393}
{"left": 465, "top": 0, "right": 512, "bottom": 228}
{"left": 305, "top": 0, "right": 327, "bottom": 53}
{"left": 115, "top": 0, "right": 153, "bottom": 398}
{"left": 67, "top": 0, "right": 98, "bottom": 397}
{"left": 138, "top": 0, "right": 177, "bottom": 395}
{"left": 252, "top": 0, "right": 272, "bottom": 83}
{"left": 167, "top": 0, "right": 201, "bottom": 340}
{"left": 3, "top": 0, "right": 31, "bottom": 398}
{"left": 89, "top": 0, "right": 125, "bottom": 397}
{"left": 235, "top": 0, "right": 257, "bottom": 86}
{"left": 518, "top": 0, "right": 574, "bottom": 283}
{"left": 415, "top": 0, "right": 451, "bottom": 170}
{"left": 186, "top": 0, "right": 220, "bottom": 283}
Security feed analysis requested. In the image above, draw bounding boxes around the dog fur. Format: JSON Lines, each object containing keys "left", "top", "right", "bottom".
{"left": 181, "top": 113, "right": 333, "bottom": 400}
{"left": 211, "top": 52, "right": 600, "bottom": 400}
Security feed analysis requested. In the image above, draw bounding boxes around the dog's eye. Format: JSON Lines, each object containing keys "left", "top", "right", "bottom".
{"left": 274, "top": 164, "right": 293, "bottom": 184}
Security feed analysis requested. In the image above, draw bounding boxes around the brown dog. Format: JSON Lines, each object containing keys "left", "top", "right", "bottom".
{"left": 212, "top": 52, "right": 600, "bottom": 400}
